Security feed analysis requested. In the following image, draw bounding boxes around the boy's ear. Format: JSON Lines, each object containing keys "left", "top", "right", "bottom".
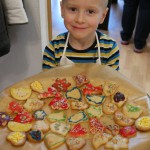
{"left": 60, "top": 1, "right": 64, "bottom": 18}
{"left": 99, "top": 8, "right": 109, "bottom": 24}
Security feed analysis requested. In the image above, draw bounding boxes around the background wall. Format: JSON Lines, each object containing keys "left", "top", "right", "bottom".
{"left": 0, "top": 0, "right": 48, "bottom": 92}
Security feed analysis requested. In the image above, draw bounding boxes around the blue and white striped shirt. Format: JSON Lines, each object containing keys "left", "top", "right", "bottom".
{"left": 43, "top": 30, "right": 119, "bottom": 70}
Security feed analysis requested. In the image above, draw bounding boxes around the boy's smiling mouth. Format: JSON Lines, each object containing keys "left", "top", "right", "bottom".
{"left": 72, "top": 26, "right": 87, "bottom": 30}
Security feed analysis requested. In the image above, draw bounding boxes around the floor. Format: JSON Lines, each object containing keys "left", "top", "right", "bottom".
{"left": 51, "top": 0, "right": 150, "bottom": 95}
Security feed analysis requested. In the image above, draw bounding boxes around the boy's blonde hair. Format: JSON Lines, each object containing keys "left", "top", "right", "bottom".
{"left": 61, "top": 0, "right": 108, "bottom": 8}
{"left": 102, "top": 0, "right": 108, "bottom": 8}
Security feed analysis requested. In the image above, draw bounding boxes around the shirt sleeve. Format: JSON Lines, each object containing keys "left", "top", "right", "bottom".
{"left": 107, "top": 41, "right": 120, "bottom": 71}
{"left": 42, "top": 41, "right": 56, "bottom": 71}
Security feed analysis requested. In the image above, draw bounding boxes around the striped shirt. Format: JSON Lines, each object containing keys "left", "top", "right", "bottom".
{"left": 43, "top": 30, "right": 119, "bottom": 70}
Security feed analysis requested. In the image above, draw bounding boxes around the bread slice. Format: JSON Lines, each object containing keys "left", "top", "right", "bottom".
{"left": 85, "top": 95, "right": 105, "bottom": 105}
{"left": 68, "top": 111, "right": 88, "bottom": 124}
{"left": 50, "top": 122, "right": 70, "bottom": 136}
{"left": 86, "top": 105, "right": 103, "bottom": 119}
{"left": 47, "top": 111, "right": 66, "bottom": 122}
{"left": 44, "top": 132, "right": 65, "bottom": 150}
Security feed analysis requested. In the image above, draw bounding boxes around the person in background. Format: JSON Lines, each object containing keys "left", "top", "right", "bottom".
{"left": 43, "top": 0, "right": 119, "bottom": 71}
{"left": 120, "top": 0, "right": 150, "bottom": 53}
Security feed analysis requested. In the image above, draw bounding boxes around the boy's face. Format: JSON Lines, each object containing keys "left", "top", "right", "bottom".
{"left": 61, "top": 0, "right": 108, "bottom": 40}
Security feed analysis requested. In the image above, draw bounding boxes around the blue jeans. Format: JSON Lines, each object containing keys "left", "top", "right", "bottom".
{"left": 120, "top": 0, "right": 150, "bottom": 49}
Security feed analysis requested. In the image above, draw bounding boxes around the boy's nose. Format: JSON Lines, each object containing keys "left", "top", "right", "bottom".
{"left": 75, "top": 12, "right": 85, "bottom": 24}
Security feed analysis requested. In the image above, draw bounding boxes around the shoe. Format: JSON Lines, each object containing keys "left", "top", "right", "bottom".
{"left": 134, "top": 47, "right": 144, "bottom": 53}
{"left": 121, "top": 40, "right": 129, "bottom": 45}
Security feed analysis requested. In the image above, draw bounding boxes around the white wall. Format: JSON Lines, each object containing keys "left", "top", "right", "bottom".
{"left": 0, "top": 0, "right": 48, "bottom": 92}
{"left": 39, "top": 0, "right": 49, "bottom": 51}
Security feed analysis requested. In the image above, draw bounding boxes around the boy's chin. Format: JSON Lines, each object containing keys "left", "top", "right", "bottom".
{"left": 69, "top": 33, "right": 95, "bottom": 42}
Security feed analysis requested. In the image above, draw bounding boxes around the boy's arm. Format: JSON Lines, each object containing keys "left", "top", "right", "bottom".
{"left": 42, "top": 42, "right": 56, "bottom": 71}
{"left": 107, "top": 42, "right": 120, "bottom": 71}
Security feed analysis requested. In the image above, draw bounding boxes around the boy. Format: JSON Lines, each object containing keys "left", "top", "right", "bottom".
{"left": 43, "top": 0, "right": 119, "bottom": 70}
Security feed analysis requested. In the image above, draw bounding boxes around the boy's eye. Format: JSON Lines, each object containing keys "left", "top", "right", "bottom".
{"left": 69, "top": 7, "right": 77, "bottom": 12}
{"left": 87, "top": 10, "right": 95, "bottom": 14}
